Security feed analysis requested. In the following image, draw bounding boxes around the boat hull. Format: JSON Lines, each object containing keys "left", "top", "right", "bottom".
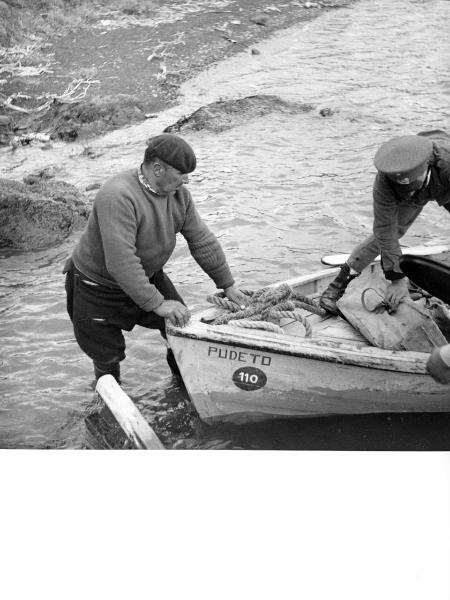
{"left": 168, "top": 334, "right": 450, "bottom": 424}
{"left": 166, "top": 265, "right": 450, "bottom": 424}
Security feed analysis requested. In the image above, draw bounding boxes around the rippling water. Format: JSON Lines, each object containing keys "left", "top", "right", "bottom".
{"left": 1, "top": 0, "right": 450, "bottom": 448}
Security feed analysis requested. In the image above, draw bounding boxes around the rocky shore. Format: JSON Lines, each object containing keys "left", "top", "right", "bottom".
{"left": 1, "top": 0, "right": 353, "bottom": 145}
{"left": 0, "top": 0, "right": 353, "bottom": 250}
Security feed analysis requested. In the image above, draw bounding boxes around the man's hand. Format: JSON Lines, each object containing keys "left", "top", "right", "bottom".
{"left": 427, "top": 345, "right": 450, "bottom": 384}
{"left": 223, "top": 285, "right": 249, "bottom": 309}
{"left": 385, "top": 278, "right": 409, "bottom": 313}
{"left": 154, "top": 300, "right": 191, "bottom": 327}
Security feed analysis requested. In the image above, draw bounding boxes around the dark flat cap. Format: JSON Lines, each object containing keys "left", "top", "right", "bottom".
{"left": 145, "top": 133, "right": 196, "bottom": 174}
{"left": 374, "top": 135, "right": 433, "bottom": 184}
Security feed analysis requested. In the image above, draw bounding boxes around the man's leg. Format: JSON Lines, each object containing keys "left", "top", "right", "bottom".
{"left": 346, "top": 236, "right": 381, "bottom": 273}
{"left": 69, "top": 269, "right": 138, "bottom": 384}
{"left": 320, "top": 204, "right": 424, "bottom": 314}
{"left": 319, "top": 236, "right": 378, "bottom": 314}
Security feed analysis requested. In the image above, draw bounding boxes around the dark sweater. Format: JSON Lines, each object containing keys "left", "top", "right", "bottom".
{"left": 72, "top": 168, "right": 234, "bottom": 310}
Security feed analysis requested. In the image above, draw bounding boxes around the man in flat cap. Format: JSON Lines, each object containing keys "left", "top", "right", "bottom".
{"left": 320, "top": 130, "right": 450, "bottom": 314}
{"left": 64, "top": 133, "right": 248, "bottom": 383}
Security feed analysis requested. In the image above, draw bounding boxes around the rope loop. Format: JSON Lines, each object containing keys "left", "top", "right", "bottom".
{"left": 270, "top": 309, "right": 312, "bottom": 337}
{"left": 292, "top": 292, "right": 327, "bottom": 316}
{"left": 206, "top": 294, "right": 241, "bottom": 312}
{"left": 361, "top": 287, "right": 389, "bottom": 313}
{"left": 204, "top": 283, "right": 323, "bottom": 336}
{"left": 228, "top": 320, "right": 285, "bottom": 334}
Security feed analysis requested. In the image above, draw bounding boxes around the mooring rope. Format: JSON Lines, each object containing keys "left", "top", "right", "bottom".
{"left": 204, "top": 283, "right": 326, "bottom": 337}
{"left": 228, "top": 320, "right": 285, "bottom": 334}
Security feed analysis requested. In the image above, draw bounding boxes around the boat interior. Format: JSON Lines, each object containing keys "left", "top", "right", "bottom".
{"left": 196, "top": 267, "right": 372, "bottom": 351}
{"left": 192, "top": 261, "right": 448, "bottom": 355}
{"left": 280, "top": 307, "right": 368, "bottom": 347}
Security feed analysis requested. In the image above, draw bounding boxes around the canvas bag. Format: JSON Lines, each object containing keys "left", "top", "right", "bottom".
{"left": 336, "top": 269, "right": 447, "bottom": 351}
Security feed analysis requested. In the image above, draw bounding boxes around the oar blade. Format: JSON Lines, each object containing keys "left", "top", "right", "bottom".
{"left": 399, "top": 254, "right": 450, "bottom": 304}
{"left": 321, "top": 244, "right": 449, "bottom": 266}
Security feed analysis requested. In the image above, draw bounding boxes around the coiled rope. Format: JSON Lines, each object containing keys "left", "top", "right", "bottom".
{"left": 203, "top": 283, "right": 326, "bottom": 337}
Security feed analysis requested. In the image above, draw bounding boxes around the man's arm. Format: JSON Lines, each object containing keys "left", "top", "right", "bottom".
{"left": 372, "top": 174, "right": 403, "bottom": 280}
{"left": 372, "top": 175, "right": 409, "bottom": 311}
{"left": 181, "top": 193, "right": 249, "bottom": 306}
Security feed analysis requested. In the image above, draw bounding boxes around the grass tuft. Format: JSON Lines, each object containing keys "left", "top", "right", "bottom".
{"left": 0, "top": 0, "right": 160, "bottom": 47}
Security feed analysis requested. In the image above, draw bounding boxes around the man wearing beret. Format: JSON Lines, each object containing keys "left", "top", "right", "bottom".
{"left": 320, "top": 130, "right": 450, "bottom": 314}
{"left": 65, "top": 133, "right": 247, "bottom": 383}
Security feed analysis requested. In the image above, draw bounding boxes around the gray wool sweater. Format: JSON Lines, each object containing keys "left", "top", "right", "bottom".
{"left": 72, "top": 168, "right": 234, "bottom": 310}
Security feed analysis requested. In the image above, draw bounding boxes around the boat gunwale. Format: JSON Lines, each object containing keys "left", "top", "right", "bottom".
{"left": 166, "top": 266, "right": 432, "bottom": 374}
{"left": 166, "top": 324, "right": 428, "bottom": 373}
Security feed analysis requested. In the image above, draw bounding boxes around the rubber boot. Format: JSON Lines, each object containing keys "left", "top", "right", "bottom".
{"left": 93, "top": 360, "right": 121, "bottom": 384}
{"left": 166, "top": 348, "right": 181, "bottom": 377}
{"left": 319, "top": 264, "right": 357, "bottom": 315}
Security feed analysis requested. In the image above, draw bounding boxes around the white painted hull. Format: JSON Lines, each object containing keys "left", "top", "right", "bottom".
{"left": 166, "top": 267, "right": 450, "bottom": 424}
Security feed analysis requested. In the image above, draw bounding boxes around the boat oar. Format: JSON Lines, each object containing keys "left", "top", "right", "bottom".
{"left": 321, "top": 243, "right": 449, "bottom": 267}
{"left": 399, "top": 254, "right": 450, "bottom": 384}
{"left": 95, "top": 375, "right": 165, "bottom": 449}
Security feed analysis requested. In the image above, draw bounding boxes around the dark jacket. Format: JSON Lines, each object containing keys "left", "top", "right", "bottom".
{"left": 372, "top": 130, "right": 450, "bottom": 279}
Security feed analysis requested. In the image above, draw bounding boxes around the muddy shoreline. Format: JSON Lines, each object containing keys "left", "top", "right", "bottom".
{"left": 0, "top": 0, "right": 354, "bottom": 146}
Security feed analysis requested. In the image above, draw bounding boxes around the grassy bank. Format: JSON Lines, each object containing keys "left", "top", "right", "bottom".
{"left": 0, "top": 0, "right": 157, "bottom": 47}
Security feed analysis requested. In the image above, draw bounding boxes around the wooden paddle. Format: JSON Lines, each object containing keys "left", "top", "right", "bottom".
{"left": 321, "top": 244, "right": 449, "bottom": 266}
{"left": 399, "top": 254, "right": 450, "bottom": 304}
{"left": 95, "top": 375, "right": 165, "bottom": 449}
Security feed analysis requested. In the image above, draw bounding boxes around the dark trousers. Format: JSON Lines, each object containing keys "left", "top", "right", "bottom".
{"left": 65, "top": 261, "right": 184, "bottom": 366}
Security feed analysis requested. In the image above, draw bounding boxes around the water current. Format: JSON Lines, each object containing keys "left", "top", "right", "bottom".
{"left": 1, "top": 0, "right": 450, "bottom": 449}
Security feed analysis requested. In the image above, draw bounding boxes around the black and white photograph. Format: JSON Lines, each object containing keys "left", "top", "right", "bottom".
{"left": 1, "top": 1, "right": 449, "bottom": 597}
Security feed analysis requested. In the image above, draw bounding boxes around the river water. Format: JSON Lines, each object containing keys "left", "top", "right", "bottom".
{"left": 1, "top": 0, "right": 450, "bottom": 449}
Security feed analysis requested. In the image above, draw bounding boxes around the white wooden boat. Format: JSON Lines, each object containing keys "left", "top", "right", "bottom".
{"left": 166, "top": 264, "right": 450, "bottom": 424}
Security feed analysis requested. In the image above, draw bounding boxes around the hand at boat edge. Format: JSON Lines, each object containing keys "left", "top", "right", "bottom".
{"left": 154, "top": 300, "right": 191, "bottom": 327}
